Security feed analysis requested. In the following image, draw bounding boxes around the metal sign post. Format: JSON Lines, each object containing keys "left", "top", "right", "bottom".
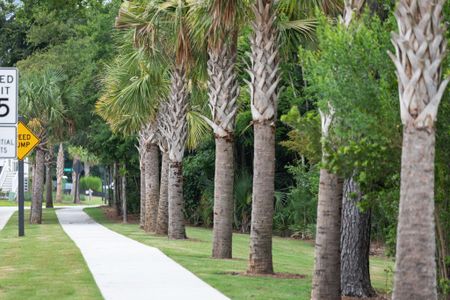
{"left": 0, "top": 68, "right": 20, "bottom": 236}
{"left": 18, "top": 157, "right": 24, "bottom": 236}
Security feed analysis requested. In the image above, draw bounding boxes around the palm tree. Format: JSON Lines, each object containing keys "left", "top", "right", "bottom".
{"left": 68, "top": 146, "right": 86, "bottom": 204}
{"left": 45, "top": 145, "right": 54, "bottom": 208}
{"left": 20, "top": 68, "right": 66, "bottom": 224}
{"left": 246, "top": 0, "right": 281, "bottom": 274}
{"left": 199, "top": 0, "right": 241, "bottom": 259}
{"left": 96, "top": 26, "right": 167, "bottom": 230}
{"left": 117, "top": 0, "right": 198, "bottom": 240}
{"left": 388, "top": 0, "right": 448, "bottom": 298}
{"left": 55, "top": 143, "right": 65, "bottom": 203}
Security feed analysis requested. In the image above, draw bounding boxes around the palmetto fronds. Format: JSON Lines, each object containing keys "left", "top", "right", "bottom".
{"left": 388, "top": 0, "right": 448, "bottom": 130}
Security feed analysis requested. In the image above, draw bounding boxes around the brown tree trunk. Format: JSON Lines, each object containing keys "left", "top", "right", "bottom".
{"left": 70, "top": 157, "right": 79, "bottom": 197}
{"left": 84, "top": 162, "right": 90, "bottom": 177}
{"left": 144, "top": 143, "right": 160, "bottom": 233}
{"left": 113, "top": 161, "right": 121, "bottom": 215}
{"left": 30, "top": 148, "right": 45, "bottom": 224}
{"left": 341, "top": 177, "right": 375, "bottom": 297}
{"left": 311, "top": 169, "right": 343, "bottom": 300}
{"left": 122, "top": 168, "right": 127, "bottom": 224}
{"left": 155, "top": 152, "right": 169, "bottom": 235}
{"left": 168, "top": 161, "right": 186, "bottom": 239}
{"left": 393, "top": 127, "right": 437, "bottom": 300}
{"left": 248, "top": 122, "right": 275, "bottom": 274}
{"left": 56, "top": 143, "right": 64, "bottom": 203}
{"left": 140, "top": 158, "right": 145, "bottom": 228}
{"left": 45, "top": 163, "right": 53, "bottom": 208}
{"left": 212, "top": 137, "right": 235, "bottom": 259}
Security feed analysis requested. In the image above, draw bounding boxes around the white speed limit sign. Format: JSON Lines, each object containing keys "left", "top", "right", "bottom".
{"left": 0, "top": 68, "right": 18, "bottom": 125}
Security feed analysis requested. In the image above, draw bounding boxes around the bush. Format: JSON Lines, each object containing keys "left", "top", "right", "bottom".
{"left": 79, "top": 176, "right": 102, "bottom": 192}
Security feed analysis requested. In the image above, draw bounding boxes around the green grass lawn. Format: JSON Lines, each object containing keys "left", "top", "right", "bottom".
{"left": 0, "top": 209, "right": 102, "bottom": 300}
{"left": 0, "top": 194, "right": 104, "bottom": 207}
{"left": 85, "top": 207, "right": 394, "bottom": 300}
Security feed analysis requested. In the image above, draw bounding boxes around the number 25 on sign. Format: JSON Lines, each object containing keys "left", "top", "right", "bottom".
{"left": 0, "top": 68, "right": 18, "bottom": 124}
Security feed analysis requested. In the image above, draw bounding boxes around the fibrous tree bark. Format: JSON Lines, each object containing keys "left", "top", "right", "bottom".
{"left": 341, "top": 178, "right": 375, "bottom": 297}
{"left": 246, "top": 0, "right": 280, "bottom": 274}
{"left": 156, "top": 151, "right": 169, "bottom": 235}
{"left": 312, "top": 109, "right": 343, "bottom": 300}
{"left": 388, "top": 1, "right": 448, "bottom": 298}
{"left": 84, "top": 162, "right": 90, "bottom": 177}
{"left": 45, "top": 146, "right": 54, "bottom": 209}
{"left": 205, "top": 11, "right": 239, "bottom": 257}
{"left": 56, "top": 143, "right": 64, "bottom": 203}
{"left": 121, "top": 164, "right": 127, "bottom": 223}
{"left": 156, "top": 118, "right": 169, "bottom": 236}
{"left": 137, "top": 129, "right": 146, "bottom": 228}
{"left": 30, "top": 148, "right": 45, "bottom": 224}
{"left": 340, "top": 1, "right": 375, "bottom": 297}
{"left": 159, "top": 67, "right": 188, "bottom": 240}
{"left": 140, "top": 121, "right": 160, "bottom": 233}
{"left": 144, "top": 142, "right": 159, "bottom": 233}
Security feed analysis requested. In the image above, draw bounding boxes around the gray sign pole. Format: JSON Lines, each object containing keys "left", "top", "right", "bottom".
{"left": 18, "top": 158, "right": 24, "bottom": 236}
{"left": 18, "top": 115, "right": 25, "bottom": 236}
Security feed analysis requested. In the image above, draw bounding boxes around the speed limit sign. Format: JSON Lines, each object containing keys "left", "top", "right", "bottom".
{"left": 0, "top": 68, "right": 18, "bottom": 125}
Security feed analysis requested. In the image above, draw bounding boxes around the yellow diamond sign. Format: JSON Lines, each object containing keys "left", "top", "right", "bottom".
{"left": 17, "top": 121, "right": 40, "bottom": 160}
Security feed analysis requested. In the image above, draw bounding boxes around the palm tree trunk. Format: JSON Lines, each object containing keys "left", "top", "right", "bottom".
{"left": 70, "top": 157, "right": 79, "bottom": 197}
{"left": 248, "top": 123, "right": 275, "bottom": 274}
{"left": 393, "top": 127, "right": 437, "bottom": 299}
{"left": 389, "top": 1, "right": 447, "bottom": 298}
{"left": 207, "top": 28, "right": 239, "bottom": 259}
{"left": 341, "top": 178, "right": 375, "bottom": 297}
{"left": 212, "top": 137, "right": 235, "bottom": 258}
{"left": 140, "top": 158, "right": 146, "bottom": 228}
{"left": 144, "top": 143, "right": 159, "bottom": 233}
{"left": 163, "top": 66, "right": 188, "bottom": 240}
{"left": 84, "top": 162, "right": 90, "bottom": 177}
{"left": 168, "top": 161, "right": 186, "bottom": 239}
{"left": 156, "top": 151, "right": 169, "bottom": 235}
{"left": 311, "top": 169, "right": 343, "bottom": 300}
{"left": 113, "top": 161, "right": 120, "bottom": 215}
{"left": 56, "top": 143, "right": 64, "bottom": 203}
{"left": 30, "top": 148, "right": 45, "bottom": 224}
{"left": 122, "top": 167, "right": 127, "bottom": 223}
{"left": 45, "top": 164, "right": 53, "bottom": 208}
{"left": 247, "top": 0, "right": 279, "bottom": 274}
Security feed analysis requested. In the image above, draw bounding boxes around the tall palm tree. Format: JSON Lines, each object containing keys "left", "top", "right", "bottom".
{"left": 200, "top": 0, "right": 241, "bottom": 259}
{"left": 388, "top": 0, "right": 448, "bottom": 298}
{"left": 96, "top": 31, "right": 165, "bottom": 231}
{"left": 246, "top": 0, "right": 281, "bottom": 274}
{"left": 20, "top": 68, "right": 66, "bottom": 224}
{"left": 155, "top": 103, "right": 170, "bottom": 235}
{"left": 55, "top": 143, "right": 65, "bottom": 203}
{"left": 117, "top": 0, "right": 198, "bottom": 239}
{"left": 45, "top": 145, "right": 54, "bottom": 208}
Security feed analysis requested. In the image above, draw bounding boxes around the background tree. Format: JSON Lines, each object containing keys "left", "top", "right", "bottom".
{"left": 19, "top": 68, "right": 66, "bottom": 224}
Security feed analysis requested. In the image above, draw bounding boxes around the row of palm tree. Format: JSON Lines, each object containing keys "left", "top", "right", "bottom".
{"left": 96, "top": 0, "right": 448, "bottom": 299}
{"left": 98, "top": 0, "right": 339, "bottom": 271}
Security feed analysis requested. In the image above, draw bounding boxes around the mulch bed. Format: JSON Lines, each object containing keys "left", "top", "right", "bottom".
{"left": 101, "top": 206, "right": 139, "bottom": 223}
{"left": 342, "top": 296, "right": 390, "bottom": 300}
{"left": 225, "top": 271, "right": 306, "bottom": 279}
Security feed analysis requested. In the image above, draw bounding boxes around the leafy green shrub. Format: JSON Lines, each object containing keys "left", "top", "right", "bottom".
{"left": 79, "top": 176, "right": 102, "bottom": 192}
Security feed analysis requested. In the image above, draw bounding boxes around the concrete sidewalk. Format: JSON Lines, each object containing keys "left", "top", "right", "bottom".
{"left": 55, "top": 206, "right": 229, "bottom": 300}
{"left": 0, "top": 207, "right": 16, "bottom": 231}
